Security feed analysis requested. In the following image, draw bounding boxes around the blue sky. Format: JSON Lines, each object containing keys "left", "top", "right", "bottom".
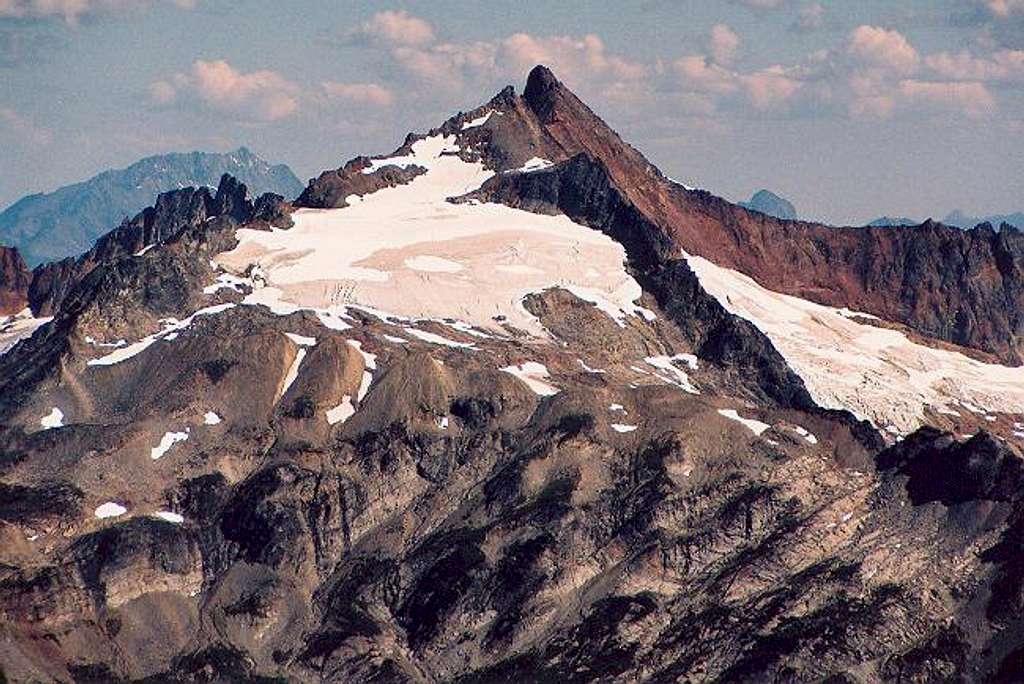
{"left": 1, "top": 0, "right": 1022, "bottom": 224}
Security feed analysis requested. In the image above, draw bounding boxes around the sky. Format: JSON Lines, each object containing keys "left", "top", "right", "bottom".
{"left": 0, "top": 0, "right": 1022, "bottom": 225}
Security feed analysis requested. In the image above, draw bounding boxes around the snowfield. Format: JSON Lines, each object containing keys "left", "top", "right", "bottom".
{"left": 687, "top": 254, "right": 1024, "bottom": 433}
{"left": 216, "top": 134, "right": 648, "bottom": 337}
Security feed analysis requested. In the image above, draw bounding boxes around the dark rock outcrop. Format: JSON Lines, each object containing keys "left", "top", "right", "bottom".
{"left": 0, "top": 246, "right": 31, "bottom": 315}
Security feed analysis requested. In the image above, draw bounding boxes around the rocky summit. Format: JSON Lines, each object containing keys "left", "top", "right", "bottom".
{"left": 2, "top": 65, "right": 1024, "bottom": 683}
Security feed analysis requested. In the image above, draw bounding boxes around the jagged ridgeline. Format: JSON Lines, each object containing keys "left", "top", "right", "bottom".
{"left": 2, "top": 65, "right": 1024, "bottom": 683}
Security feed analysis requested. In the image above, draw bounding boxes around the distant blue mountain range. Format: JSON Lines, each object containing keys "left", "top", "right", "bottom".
{"left": 0, "top": 148, "right": 303, "bottom": 266}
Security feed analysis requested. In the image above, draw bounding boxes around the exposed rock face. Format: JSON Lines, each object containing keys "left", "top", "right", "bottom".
{"left": 0, "top": 147, "right": 303, "bottom": 266}
{"left": 740, "top": 189, "right": 798, "bottom": 221}
{"left": 0, "top": 246, "right": 31, "bottom": 315}
{"left": 3, "top": 64, "right": 1024, "bottom": 684}
{"left": 509, "top": 66, "right": 1024, "bottom": 366}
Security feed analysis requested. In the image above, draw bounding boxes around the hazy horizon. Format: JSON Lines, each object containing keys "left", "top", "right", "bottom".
{"left": 2, "top": 0, "right": 1022, "bottom": 226}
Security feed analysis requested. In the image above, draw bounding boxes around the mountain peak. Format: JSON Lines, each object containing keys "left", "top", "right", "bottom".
{"left": 740, "top": 189, "right": 798, "bottom": 221}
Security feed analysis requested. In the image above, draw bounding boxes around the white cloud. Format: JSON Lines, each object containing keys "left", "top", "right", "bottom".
{"left": 150, "top": 59, "right": 299, "bottom": 122}
{"left": 321, "top": 81, "right": 395, "bottom": 107}
{"left": 741, "top": 67, "right": 802, "bottom": 109}
{"left": 898, "top": 79, "right": 996, "bottom": 117}
{"left": 355, "top": 9, "right": 435, "bottom": 47}
{"left": 926, "top": 48, "right": 1024, "bottom": 82}
{"left": 708, "top": 24, "right": 740, "bottom": 66}
{"left": 847, "top": 26, "right": 920, "bottom": 75}
{"left": 673, "top": 55, "right": 738, "bottom": 95}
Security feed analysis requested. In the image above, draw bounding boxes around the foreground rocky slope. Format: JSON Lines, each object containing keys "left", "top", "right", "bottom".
{"left": 1, "top": 66, "right": 1024, "bottom": 683}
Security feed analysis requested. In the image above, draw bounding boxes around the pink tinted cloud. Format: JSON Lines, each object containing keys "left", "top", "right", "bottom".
{"left": 150, "top": 60, "right": 299, "bottom": 122}
{"left": 709, "top": 24, "right": 740, "bottom": 65}
{"left": 847, "top": 26, "right": 919, "bottom": 75}
{"left": 357, "top": 9, "right": 435, "bottom": 47}
{"left": 321, "top": 81, "right": 395, "bottom": 107}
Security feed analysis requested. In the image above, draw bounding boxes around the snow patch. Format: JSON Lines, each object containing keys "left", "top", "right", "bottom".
{"left": 461, "top": 110, "right": 494, "bottom": 130}
{"left": 203, "top": 411, "right": 222, "bottom": 425}
{"left": 40, "top": 407, "right": 64, "bottom": 430}
{"left": 794, "top": 426, "right": 818, "bottom": 445}
{"left": 611, "top": 423, "right": 638, "bottom": 433}
{"left": 403, "top": 327, "right": 476, "bottom": 349}
{"left": 516, "top": 157, "right": 554, "bottom": 172}
{"left": 285, "top": 332, "right": 317, "bottom": 346}
{"left": 279, "top": 349, "right": 307, "bottom": 399}
{"left": 154, "top": 511, "right": 184, "bottom": 524}
{"left": 95, "top": 502, "right": 127, "bottom": 519}
{"left": 0, "top": 309, "right": 52, "bottom": 356}
{"left": 151, "top": 429, "right": 189, "bottom": 460}
{"left": 717, "top": 409, "right": 771, "bottom": 436}
{"left": 645, "top": 354, "right": 700, "bottom": 394}
{"left": 326, "top": 396, "right": 355, "bottom": 425}
{"left": 500, "top": 361, "right": 559, "bottom": 396}
{"left": 578, "top": 359, "right": 606, "bottom": 374}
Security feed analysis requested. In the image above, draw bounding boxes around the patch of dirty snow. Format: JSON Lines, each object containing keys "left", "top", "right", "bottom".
{"left": 95, "top": 502, "right": 127, "bottom": 519}
{"left": 611, "top": 424, "right": 638, "bottom": 433}
{"left": 382, "top": 334, "right": 408, "bottom": 344}
{"left": 609, "top": 403, "right": 626, "bottom": 412}
{"left": 151, "top": 429, "right": 189, "bottom": 460}
{"left": 40, "top": 407, "right": 64, "bottom": 430}
{"left": 500, "top": 361, "right": 560, "bottom": 396}
{"left": 645, "top": 355, "right": 700, "bottom": 394}
{"left": 326, "top": 396, "right": 355, "bottom": 425}
{"left": 578, "top": 359, "right": 606, "bottom": 374}
{"left": 717, "top": 409, "right": 771, "bottom": 436}
{"left": 686, "top": 253, "right": 1024, "bottom": 433}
